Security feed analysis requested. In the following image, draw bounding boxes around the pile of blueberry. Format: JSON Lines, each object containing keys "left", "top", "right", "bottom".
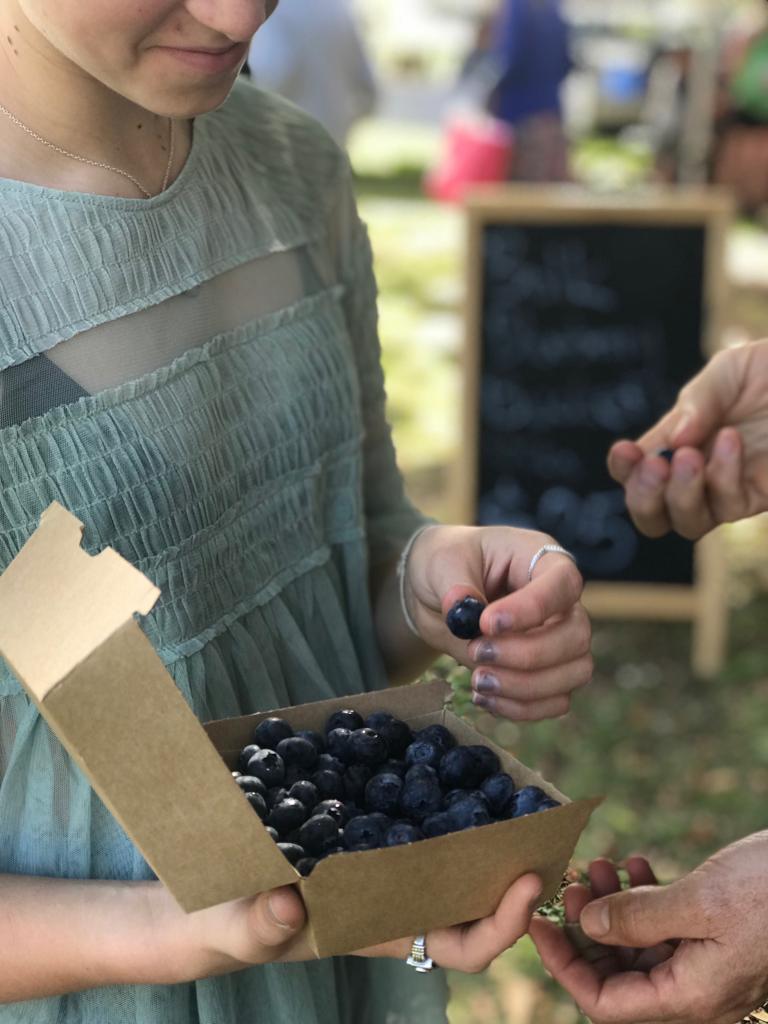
{"left": 231, "top": 707, "right": 560, "bottom": 877}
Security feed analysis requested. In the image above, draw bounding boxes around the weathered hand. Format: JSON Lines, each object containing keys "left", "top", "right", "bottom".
{"left": 530, "top": 833, "right": 768, "bottom": 1024}
{"left": 607, "top": 341, "right": 768, "bottom": 539}
{"left": 404, "top": 524, "right": 592, "bottom": 721}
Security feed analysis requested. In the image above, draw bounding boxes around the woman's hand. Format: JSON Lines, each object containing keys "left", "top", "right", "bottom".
{"left": 607, "top": 341, "right": 768, "bottom": 539}
{"left": 404, "top": 524, "right": 592, "bottom": 721}
{"left": 358, "top": 871, "right": 543, "bottom": 973}
{"left": 170, "top": 872, "right": 543, "bottom": 978}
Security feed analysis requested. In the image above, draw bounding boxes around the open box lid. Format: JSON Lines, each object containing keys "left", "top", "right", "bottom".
{"left": 0, "top": 502, "right": 298, "bottom": 908}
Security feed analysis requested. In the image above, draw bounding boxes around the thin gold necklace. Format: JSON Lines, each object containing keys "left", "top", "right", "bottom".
{"left": 0, "top": 102, "right": 176, "bottom": 198}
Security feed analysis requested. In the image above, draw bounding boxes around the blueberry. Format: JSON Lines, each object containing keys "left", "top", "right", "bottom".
{"left": 296, "top": 857, "right": 317, "bottom": 877}
{"left": 316, "top": 753, "right": 346, "bottom": 776}
{"left": 364, "top": 711, "right": 394, "bottom": 732}
{"left": 343, "top": 814, "right": 388, "bottom": 851}
{"left": 446, "top": 596, "right": 486, "bottom": 640}
{"left": 325, "top": 709, "right": 364, "bottom": 734}
{"left": 405, "top": 764, "right": 439, "bottom": 786}
{"left": 288, "top": 780, "right": 319, "bottom": 809}
{"left": 447, "top": 796, "right": 492, "bottom": 831}
{"left": 365, "top": 713, "right": 413, "bottom": 758}
{"left": 444, "top": 788, "right": 488, "bottom": 809}
{"left": 385, "top": 822, "right": 423, "bottom": 846}
{"left": 326, "top": 728, "right": 355, "bottom": 765}
{"left": 350, "top": 728, "right": 388, "bottom": 767}
{"left": 298, "top": 814, "right": 341, "bottom": 857}
{"left": 439, "top": 747, "right": 486, "bottom": 790}
{"left": 414, "top": 724, "right": 456, "bottom": 755}
{"left": 265, "top": 825, "right": 279, "bottom": 842}
{"left": 277, "top": 842, "right": 305, "bottom": 866}
{"left": 253, "top": 717, "right": 294, "bottom": 750}
{"left": 266, "top": 786, "right": 288, "bottom": 810}
{"left": 481, "top": 772, "right": 517, "bottom": 815}
{"left": 536, "top": 798, "right": 561, "bottom": 812}
{"left": 310, "top": 769, "right": 345, "bottom": 801}
{"left": 400, "top": 778, "right": 443, "bottom": 822}
{"left": 313, "top": 799, "right": 354, "bottom": 826}
{"left": 364, "top": 772, "right": 403, "bottom": 816}
{"left": 511, "top": 785, "right": 551, "bottom": 818}
{"left": 245, "top": 792, "right": 268, "bottom": 820}
{"left": 380, "top": 758, "right": 407, "bottom": 779}
{"left": 276, "top": 736, "right": 319, "bottom": 770}
{"left": 267, "top": 797, "right": 309, "bottom": 836}
{"left": 467, "top": 744, "right": 501, "bottom": 781}
{"left": 422, "top": 811, "right": 457, "bottom": 838}
{"left": 368, "top": 811, "right": 393, "bottom": 831}
{"left": 296, "top": 729, "right": 326, "bottom": 755}
{"left": 343, "top": 764, "right": 372, "bottom": 802}
{"left": 235, "top": 774, "right": 268, "bottom": 798}
{"left": 238, "top": 743, "right": 261, "bottom": 772}
{"left": 317, "top": 843, "right": 344, "bottom": 860}
{"left": 231, "top": 770, "right": 242, "bottom": 779}
{"left": 246, "top": 749, "right": 286, "bottom": 787}
{"left": 657, "top": 448, "right": 675, "bottom": 462}
{"left": 405, "top": 739, "right": 442, "bottom": 770}
{"left": 283, "top": 764, "right": 309, "bottom": 788}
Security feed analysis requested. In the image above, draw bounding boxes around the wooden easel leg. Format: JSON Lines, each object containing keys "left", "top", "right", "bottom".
{"left": 692, "top": 529, "right": 728, "bottom": 677}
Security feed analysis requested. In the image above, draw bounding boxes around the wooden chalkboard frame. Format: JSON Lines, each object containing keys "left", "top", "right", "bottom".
{"left": 457, "top": 186, "right": 734, "bottom": 677}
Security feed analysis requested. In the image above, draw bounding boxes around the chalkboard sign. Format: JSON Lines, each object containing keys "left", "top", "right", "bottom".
{"left": 459, "top": 187, "right": 733, "bottom": 674}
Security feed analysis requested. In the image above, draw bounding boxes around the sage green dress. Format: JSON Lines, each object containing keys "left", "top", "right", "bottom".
{"left": 0, "top": 80, "right": 448, "bottom": 1023}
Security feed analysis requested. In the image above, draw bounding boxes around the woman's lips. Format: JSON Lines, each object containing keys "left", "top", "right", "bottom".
{"left": 156, "top": 41, "right": 248, "bottom": 75}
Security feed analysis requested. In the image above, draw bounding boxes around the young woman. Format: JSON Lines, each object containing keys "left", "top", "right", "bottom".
{"left": 0, "top": 2, "right": 592, "bottom": 1020}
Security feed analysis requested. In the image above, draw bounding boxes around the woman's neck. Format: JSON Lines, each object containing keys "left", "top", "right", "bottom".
{"left": 0, "top": 7, "right": 192, "bottom": 197}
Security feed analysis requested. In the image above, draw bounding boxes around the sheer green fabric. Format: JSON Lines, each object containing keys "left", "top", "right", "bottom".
{"left": 0, "top": 81, "right": 448, "bottom": 1023}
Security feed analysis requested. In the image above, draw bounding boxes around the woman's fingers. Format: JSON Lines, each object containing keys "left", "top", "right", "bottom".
{"left": 608, "top": 439, "right": 645, "bottom": 485}
{"left": 705, "top": 427, "right": 748, "bottom": 524}
{"left": 623, "top": 455, "right": 673, "bottom": 537}
{"left": 481, "top": 555, "right": 584, "bottom": 636}
{"left": 470, "top": 604, "right": 591, "bottom": 675}
{"left": 432, "top": 873, "right": 542, "bottom": 974}
{"left": 664, "top": 449, "right": 715, "bottom": 539}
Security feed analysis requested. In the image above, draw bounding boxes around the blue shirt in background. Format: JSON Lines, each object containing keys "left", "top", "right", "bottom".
{"left": 491, "top": 0, "right": 571, "bottom": 125}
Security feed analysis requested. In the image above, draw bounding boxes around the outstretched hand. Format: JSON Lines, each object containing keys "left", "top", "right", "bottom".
{"left": 530, "top": 834, "right": 768, "bottom": 1024}
{"left": 607, "top": 341, "right": 768, "bottom": 539}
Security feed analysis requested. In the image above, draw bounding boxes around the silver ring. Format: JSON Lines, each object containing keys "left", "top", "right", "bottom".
{"left": 406, "top": 933, "right": 436, "bottom": 973}
{"left": 527, "top": 545, "right": 578, "bottom": 583}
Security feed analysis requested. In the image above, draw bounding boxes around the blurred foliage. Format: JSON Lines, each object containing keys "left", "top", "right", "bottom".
{"left": 357, "top": 170, "right": 768, "bottom": 1023}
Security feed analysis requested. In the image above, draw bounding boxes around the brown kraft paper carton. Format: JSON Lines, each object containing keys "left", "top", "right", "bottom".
{"left": 0, "top": 502, "right": 601, "bottom": 957}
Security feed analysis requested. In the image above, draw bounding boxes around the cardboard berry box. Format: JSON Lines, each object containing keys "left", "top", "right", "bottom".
{"left": 0, "top": 503, "right": 600, "bottom": 958}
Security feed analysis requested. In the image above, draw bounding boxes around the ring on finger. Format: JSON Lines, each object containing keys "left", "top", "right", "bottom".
{"left": 406, "top": 934, "right": 437, "bottom": 973}
{"left": 527, "top": 545, "right": 578, "bottom": 584}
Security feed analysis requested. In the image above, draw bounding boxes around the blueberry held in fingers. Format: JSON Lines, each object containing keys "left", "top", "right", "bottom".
{"left": 446, "top": 596, "right": 486, "bottom": 640}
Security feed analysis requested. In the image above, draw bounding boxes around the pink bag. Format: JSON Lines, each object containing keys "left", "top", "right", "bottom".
{"left": 425, "top": 114, "right": 514, "bottom": 203}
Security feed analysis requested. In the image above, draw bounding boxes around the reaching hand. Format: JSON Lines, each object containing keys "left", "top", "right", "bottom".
{"left": 530, "top": 833, "right": 768, "bottom": 1024}
{"left": 404, "top": 524, "right": 592, "bottom": 722}
{"left": 607, "top": 341, "right": 768, "bottom": 539}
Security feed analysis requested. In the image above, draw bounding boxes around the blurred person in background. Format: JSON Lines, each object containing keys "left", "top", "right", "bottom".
{"left": 247, "top": 0, "right": 377, "bottom": 147}
{"left": 489, "top": 0, "right": 572, "bottom": 182}
{"left": 531, "top": 341, "right": 768, "bottom": 1024}
{"left": 713, "top": 8, "right": 768, "bottom": 214}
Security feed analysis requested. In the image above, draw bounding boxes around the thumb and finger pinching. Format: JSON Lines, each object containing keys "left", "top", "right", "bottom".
{"left": 579, "top": 879, "right": 699, "bottom": 949}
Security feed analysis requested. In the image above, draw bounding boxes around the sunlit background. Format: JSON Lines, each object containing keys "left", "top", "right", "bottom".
{"left": 252, "top": 2, "right": 768, "bottom": 1020}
